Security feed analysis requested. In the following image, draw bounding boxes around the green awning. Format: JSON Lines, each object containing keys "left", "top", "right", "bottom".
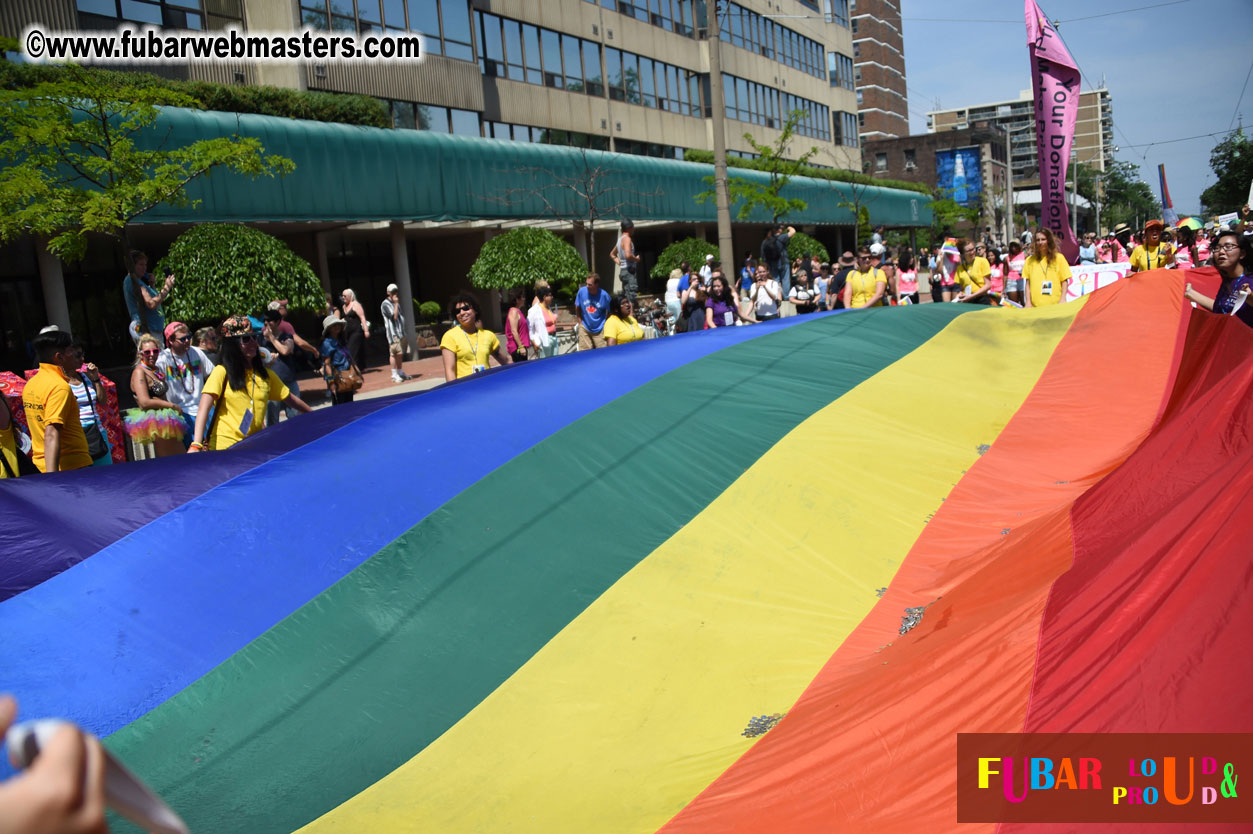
{"left": 137, "top": 107, "right": 931, "bottom": 227}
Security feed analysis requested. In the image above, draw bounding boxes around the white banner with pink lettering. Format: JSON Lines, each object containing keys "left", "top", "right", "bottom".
{"left": 1064, "top": 262, "right": 1133, "bottom": 302}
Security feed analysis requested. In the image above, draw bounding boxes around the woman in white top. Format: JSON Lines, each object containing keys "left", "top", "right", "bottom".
{"left": 527, "top": 286, "right": 558, "bottom": 359}
{"left": 664, "top": 268, "right": 682, "bottom": 323}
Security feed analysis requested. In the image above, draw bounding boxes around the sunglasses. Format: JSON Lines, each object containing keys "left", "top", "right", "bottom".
{"left": 234, "top": 334, "right": 256, "bottom": 344}
{"left": 141, "top": 349, "right": 160, "bottom": 357}
{"left": 454, "top": 305, "right": 474, "bottom": 314}
{"left": 170, "top": 334, "right": 191, "bottom": 343}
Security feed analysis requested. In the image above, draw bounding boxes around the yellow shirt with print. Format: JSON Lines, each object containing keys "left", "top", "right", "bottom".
{"left": 0, "top": 424, "right": 18, "bottom": 478}
{"left": 954, "top": 257, "right": 992, "bottom": 292}
{"left": 1022, "top": 253, "right": 1072, "bottom": 307}
{"left": 603, "top": 315, "right": 644, "bottom": 345}
{"left": 847, "top": 268, "right": 886, "bottom": 308}
{"left": 440, "top": 327, "right": 500, "bottom": 379}
{"left": 21, "top": 364, "right": 92, "bottom": 472}
{"left": 202, "top": 365, "right": 290, "bottom": 450}
{"left": 1129, "top": 244, "right": 1172, "bottom": 273}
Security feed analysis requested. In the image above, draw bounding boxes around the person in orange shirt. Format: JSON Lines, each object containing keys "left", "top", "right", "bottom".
{"left": 21, "top": 329, "right": 93, "bottom": 473}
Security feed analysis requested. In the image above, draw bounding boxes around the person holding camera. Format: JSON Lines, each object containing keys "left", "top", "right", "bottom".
{"left": 121, "top": 250, "right": 175, "bottom": 347}
{"left": 750, "top": 263, "right": 783, "bottom": 321}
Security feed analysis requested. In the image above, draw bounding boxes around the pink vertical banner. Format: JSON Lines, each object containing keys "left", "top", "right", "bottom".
{"left": 1025, "top": 0, "right": 1080, "bottom": 262}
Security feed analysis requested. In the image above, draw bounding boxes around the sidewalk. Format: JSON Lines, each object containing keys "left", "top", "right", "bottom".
{"left": 297, "top": 353, "right": 447, "bottom": 407}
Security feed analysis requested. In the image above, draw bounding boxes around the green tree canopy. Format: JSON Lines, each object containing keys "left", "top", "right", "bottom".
{"left": 1098, "top": 161, "right": 1160, "bottom": 232}
{"left": 1200, "top": 129, "right": 1253, "bottom": 216}
{"left": 696, "top": 109, "right": 818, "bottom": 222}
{"left": 651, "top": 237, "right": 718, "bottom": 280}
{"left": 158, "top": 223, "right": 324, "bottom": 323}
{"left": 468, "top": 227, "right": 587, "bottom": 297}
{"left": 786, "top": 232, "right": 829, "bottom": 264}
{"left": 0, "top": 63, "right": 294, "bottom": 261}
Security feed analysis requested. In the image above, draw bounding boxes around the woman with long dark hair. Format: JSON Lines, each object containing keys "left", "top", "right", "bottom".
{"left": 705, "top": 274, "right": 747, "bottom": 327}
{"left": 1185, "top": 230, "right": 1253, "bottom": 328}
{"left": 188, "top": 315, "right": 311, "bottom": 452}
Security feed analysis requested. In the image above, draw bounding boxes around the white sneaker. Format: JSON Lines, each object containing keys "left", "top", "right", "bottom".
{"left": 391, "top": 373, "right": 403, "bottom": 383}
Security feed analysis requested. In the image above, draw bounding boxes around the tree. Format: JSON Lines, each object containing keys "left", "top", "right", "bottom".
{"left": 468, "top": 227, "right": 587, "bottom": 298}
{"left": 697, "top": 109, "right": 818, "bottom": 222}
{"left": 159, "top": 224, "right": 323, "bottom": 323}
{"left": 1200, "top": 129, "right": 1253, "bottom": 216}
{"left": 1099, "top": 161, "right": 1160, "bottom": 231}
{"left": 0, "top": 64, "right": 294, "bottom": 262}
{"left": 651, "top": 237, "right": 718, "bottom": 280}
{"left": 481, "top": 146, "right": 659, "bottom": 270}
{"left": 925, "top": 188, "right": 981, "bottom": 248}
{"left": 786, "top": 231, "right": 829, "bottom": 264}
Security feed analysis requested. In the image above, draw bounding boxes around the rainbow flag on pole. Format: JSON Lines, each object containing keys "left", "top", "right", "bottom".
{"left": 1159, "top": 163, "right": 1179, "bottom": 226}
{"left": 1, "top": 270, "right": 1250, "bottom": 833}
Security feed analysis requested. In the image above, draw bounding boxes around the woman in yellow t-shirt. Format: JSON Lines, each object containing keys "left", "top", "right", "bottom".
{"left": 953, "top": 239, "right": 993, "bottom": 304}
{"left": 1128, "top": 219, "right": 1174, "bottom": 273}
{"left": 1023, "top": 228, "right": 1072, "bottom": 308}
{"left": 604, "top": 296, "right": 646, "bottom": 345}
{"left": 188, "top": 315, "right": 312, "bottom": 452}
{"left": 842, "top": 247, "right": 887, "bottom": 309}
{"left": 441, "top": 293, "right": 512, "bottom": 381}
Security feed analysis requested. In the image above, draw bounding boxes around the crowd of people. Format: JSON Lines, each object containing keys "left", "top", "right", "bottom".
{"left": 3, "top": 218, "right": 1250, "bottom": 480}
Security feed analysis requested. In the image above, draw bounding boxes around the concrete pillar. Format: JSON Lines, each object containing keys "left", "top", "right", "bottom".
{"left": 314, "top": 230, "right": 332, "bottom": 294}
{"left": 389, "top": 221, "right": 417, "bottom": 348}
{"left": 36, "top": 243, "right": 71, "bottom": 333}
{"left": 482, "top": 228, "right": 503, "bottom": 332}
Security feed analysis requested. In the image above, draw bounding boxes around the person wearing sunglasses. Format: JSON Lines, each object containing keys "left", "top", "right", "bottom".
{"left": 124, "top": 333, "right": 186, "bottom": 458}
{"left": 189, "top": 315, "right": 312, "bottom": 452}
{"left": 440, "top": 293, "right": 512, "bottom": 381}
{"left": 157, "top": 321, "right": 215, "bottom": 448}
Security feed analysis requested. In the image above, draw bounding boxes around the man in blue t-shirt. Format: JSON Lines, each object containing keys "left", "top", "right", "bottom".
{"left": 574, "top": 272, "right": 612, "bottom": 350}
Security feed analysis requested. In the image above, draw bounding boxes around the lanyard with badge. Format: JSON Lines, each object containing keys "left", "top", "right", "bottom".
{"left": 237, "top": 370, "right": 259, "bottom": 435}
{"left": 460, "top": 328, "right": 486, "bottom": 373}
{"left": 1038, "top": 257, "right": 1054, "bottom": 296}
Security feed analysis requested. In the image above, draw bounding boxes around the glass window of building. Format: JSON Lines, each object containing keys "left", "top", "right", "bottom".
{"left": 503, "top": 19, "right": 524, "bottom": 81}
{"left": 80, "top": 0, "right": 205, "bottom": 28}
{"left": 449, "top": 108, "right": 479, "bottom": 136}
{"left": 875, "top": 152, "right": 887, "bottom": 172}
{"left": 542, "top": 28, "right": 563, "bottom": 88}
{"left": 563, "top": 35, "right": 584, "bottom": 91}
{"left": 522, "top": 23, "right": 542, "bottom": 85}
{"left": 421, "top": 106, "right": 450, "bottom": 133}
{"left": 391, "top": 100, "right": 416, "bottom": 130}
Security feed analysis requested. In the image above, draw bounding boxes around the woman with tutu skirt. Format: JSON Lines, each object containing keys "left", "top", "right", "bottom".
{"left": 125, "top": 333, "right": 185, "bottom": 458}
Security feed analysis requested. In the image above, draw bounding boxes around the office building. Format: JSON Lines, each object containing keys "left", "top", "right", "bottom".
{"left": 0, "top": 0, "right": 905, "bottom": 365}
{"left": 850, "top": 0, "right": 907, "bottom": 142}
{"left": 927, "top": 87, "right": 1115, "bottom": 182}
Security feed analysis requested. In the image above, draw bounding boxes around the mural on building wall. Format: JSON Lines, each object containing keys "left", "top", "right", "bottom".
{"left": 935, "top": 148, "right": 983, "bottom": 207}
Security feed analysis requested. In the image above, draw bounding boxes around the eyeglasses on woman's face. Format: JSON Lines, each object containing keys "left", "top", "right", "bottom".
{"left": 454, "top": 304, "right": 474, "bottom": 314}
{"left": 1213, "top": 243, "right": 1240, "bottom": 253}
{"left": 141, "top": 349, "right": 160, "bottom": 357}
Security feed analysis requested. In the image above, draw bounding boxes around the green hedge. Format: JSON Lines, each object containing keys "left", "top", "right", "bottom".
{"left": 0, "top": 60, "right": 389, "bottom": 128}
{"left": 651, "top": 237, "right": 720, "bottom": 280}
{"left": 683, "top": 149, "right": 932, "bottom": 197}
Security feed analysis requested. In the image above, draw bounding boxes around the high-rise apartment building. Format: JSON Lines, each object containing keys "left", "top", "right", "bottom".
{"left": 927, "top": 88, "right": 1115, "bottom": 182}
{"left": 850, "top": 0, "right": 908, "bottom": 142}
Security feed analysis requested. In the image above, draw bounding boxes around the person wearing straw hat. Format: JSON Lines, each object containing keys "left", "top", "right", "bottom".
{"left": 1129, "top": 219, "right": 1175, "bottom": 273}
{"left": 189, "top": 315, "right": 312, "bottom": 452}
{"left": 321, "top": 313, "right": 363, "bottom": 405}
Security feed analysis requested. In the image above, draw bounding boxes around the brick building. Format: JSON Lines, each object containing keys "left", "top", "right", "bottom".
{"left": 863, "top": 124, "right": 1010, "bottom": 239}
{"left": 851, "top": 0, "right": 907, "bottom": 142}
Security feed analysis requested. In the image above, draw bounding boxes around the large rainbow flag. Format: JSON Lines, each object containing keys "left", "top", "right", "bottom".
{"left": 1, "top": 269, "right": 1249, "bottom": 832}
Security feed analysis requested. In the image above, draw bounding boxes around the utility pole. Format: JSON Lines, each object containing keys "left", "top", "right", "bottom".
{"left": 706, "top": 2, "right": 735, "bottom": 274}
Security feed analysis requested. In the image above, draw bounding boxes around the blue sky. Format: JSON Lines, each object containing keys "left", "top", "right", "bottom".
{"left": 900, "top": 0, "right": 1253, "bottom": 216}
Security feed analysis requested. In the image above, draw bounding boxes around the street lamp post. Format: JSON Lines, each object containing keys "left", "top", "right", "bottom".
{"left": 1004, "top": 123, "right": 1035, "bottom": 245}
